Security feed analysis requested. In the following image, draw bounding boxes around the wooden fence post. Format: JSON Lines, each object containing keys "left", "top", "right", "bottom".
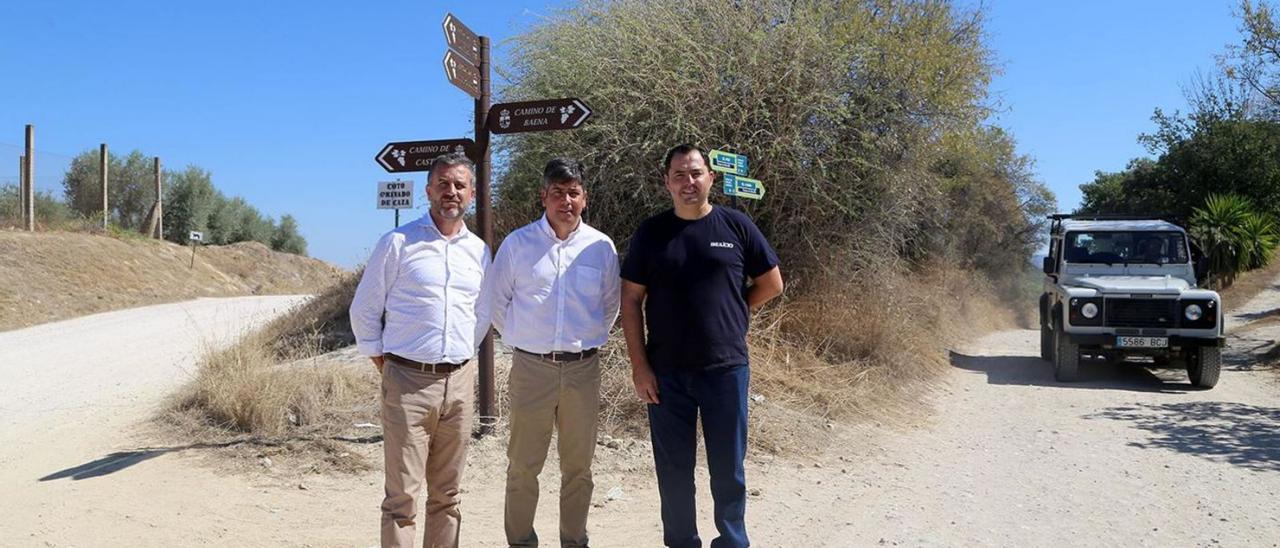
{"left": 99, "top": 143, "right": 108, "bottom": 229}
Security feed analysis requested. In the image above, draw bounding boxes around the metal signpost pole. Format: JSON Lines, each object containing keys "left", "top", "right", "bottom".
{"left": 475, "top": 35, "right": 496, "bottom": 436}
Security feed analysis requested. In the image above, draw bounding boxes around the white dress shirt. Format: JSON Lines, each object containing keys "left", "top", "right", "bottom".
{"left": 483, "top": 215, "right": 620, "bottom": 354}
{"left": 349, "top": 214, "right": 491, "bottom": 364}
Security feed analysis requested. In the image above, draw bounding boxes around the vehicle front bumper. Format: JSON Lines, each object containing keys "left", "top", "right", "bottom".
{"left": 1067, "top": 333, "right": 1225, "bottom": 348}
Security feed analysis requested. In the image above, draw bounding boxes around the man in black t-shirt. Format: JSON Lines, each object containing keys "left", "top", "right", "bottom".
{"left": 620, "top": 144, "right": 784, "bottom": 548}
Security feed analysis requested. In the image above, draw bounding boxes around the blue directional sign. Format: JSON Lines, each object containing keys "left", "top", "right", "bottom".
{"left": 723, "top": 174, "right": 765, "bottom": 200}
{"left": 710, "top": 149, "right": 749, "bottom": 176}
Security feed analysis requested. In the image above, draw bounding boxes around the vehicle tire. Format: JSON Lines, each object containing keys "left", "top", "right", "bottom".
{"left": 1053, "top": 328, "right": 1079, "bottom": 382}
{"left": 1040, "top": 296, "right": 1053, "bottom": 362}
{"left": 1187, "top": 345, "right": 1221, "bottom": 389}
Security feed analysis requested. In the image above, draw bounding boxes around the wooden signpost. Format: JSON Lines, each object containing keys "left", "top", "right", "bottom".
{"left": 373, "top": 12, "right": 598, "bottom": 436}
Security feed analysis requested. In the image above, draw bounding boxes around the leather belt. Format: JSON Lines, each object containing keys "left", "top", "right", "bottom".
{"left": 385, "top": 353, "right": 469, "bottom": 373}
{"left": 516, "top": 347, "right": 600, "bottom": 363}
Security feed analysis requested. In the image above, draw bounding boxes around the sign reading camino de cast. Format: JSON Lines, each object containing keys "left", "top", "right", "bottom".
{"left": 376, "top": 139, "right": 477, "bottom": 173}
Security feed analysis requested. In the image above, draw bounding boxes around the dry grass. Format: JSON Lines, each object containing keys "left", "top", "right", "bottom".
{"left": 575, "top": 259, "right": 1013, "bottom": 455}
{"left": 161, "top": 257, "right": 1014, "bottom": 463}
{"left": 158, "top": 276, "right": 379, "bottom": 472}
{"left": 256, "top": 271, "right": 360, "bottom": 359}
{"left": 162, "top": 337, "right": 377, "bottom": 440}
{"left": 0, "top": 229, "right": 345, "bottom": 331}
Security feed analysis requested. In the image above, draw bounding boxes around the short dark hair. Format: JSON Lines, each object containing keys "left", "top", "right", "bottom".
{"left": 428, "top": 152, "right": 476, "bottom": 184}
{"left": 542, "top": 158, "right": 585, "bottom": 188}
{"left": 662, "top": 143, "right": 711, "bottom": 173}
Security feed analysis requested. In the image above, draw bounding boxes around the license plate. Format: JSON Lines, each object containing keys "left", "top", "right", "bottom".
{"left": 1116, "top": 336, "right": 1168, "bottom": 348}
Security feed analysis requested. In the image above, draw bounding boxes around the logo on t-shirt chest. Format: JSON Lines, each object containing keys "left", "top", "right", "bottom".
{"left": 709, "top": 241, "right": 735, "bottom": 249}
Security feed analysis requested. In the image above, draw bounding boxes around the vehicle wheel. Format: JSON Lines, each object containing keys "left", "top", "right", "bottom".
{"left": 1053, "top": 328, "right": 1079, "bottom": 382}
{"left": 1187, "top": 346, "right": 1221, "bottom": 389}
{"left": 1040, "top": 296, "right": 1053, "bottom": 362}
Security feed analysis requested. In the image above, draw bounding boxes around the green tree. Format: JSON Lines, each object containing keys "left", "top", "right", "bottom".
{"left": 61, "top": 148, "right": 158, "bottom": 230}
{"left": 162, "top": 166, "right": 217, "bottom": 243}
{"left": 496, "top": 0, "right": 1043, "bottom": 286}
{"left": 271, "top": 214, "right": 307, "bottom": 255}
{"left": 1222, "top": 0, "right": 1280, "bottom": 117}
{"left": 206, "top": 195, "right": 242, "bottom": 245}
{"left": 932, "top": 126, "right": 1055, "bottom": 282}
{"left": 1079, "top": 105, "right": 1280, "bottom": 223}
{"left": 1076, "top": 158, "right": 1175, "bottom": 216}
{"left": 2, "top": 184, "right": 83, "bottom": 229}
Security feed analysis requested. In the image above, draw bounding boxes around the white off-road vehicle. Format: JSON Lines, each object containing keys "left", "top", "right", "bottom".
{"left": 1039, "top": 215, "right": 1225, "bottom": 387}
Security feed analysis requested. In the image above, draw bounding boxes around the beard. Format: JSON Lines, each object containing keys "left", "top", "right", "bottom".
{"left": 434, "top": 203, "right": 465, "bottom": 219}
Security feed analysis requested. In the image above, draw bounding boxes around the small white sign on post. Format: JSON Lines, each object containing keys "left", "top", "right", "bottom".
{"left": 378, "top": 181, "right": 414, "bottom": 210}
{"left": 187, "top": 230, "right": 204, "bottom": 269}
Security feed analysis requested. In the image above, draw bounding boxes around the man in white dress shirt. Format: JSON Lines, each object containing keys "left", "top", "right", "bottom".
{"left": 483, "top": 158, "right": 621, "bottom": 547}
{"left": 350, "top": 152, "right": 491, "bottom": 548}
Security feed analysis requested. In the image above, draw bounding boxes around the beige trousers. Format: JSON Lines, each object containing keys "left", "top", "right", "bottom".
{"left": 504, "top": 351, "right": 602, "bottom": 547}
{"left": 380, "top": 361, "right": 476, "bottom": 548}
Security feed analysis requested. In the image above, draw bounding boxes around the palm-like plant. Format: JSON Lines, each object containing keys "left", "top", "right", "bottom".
{"left": 1239, "top": 213, "right": 1279, "bottom": 270}
{"left": 1190, "top": 193, "right": 1279, "bottom": 287}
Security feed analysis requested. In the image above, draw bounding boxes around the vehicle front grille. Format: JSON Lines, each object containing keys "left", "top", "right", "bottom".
{"left": 1105, "top": 298, "right": 1178, "bottom": 328}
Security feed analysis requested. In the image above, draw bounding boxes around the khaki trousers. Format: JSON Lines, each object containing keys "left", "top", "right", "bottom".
{"left": 380, "top": 361, "right": 476, "bottom": 548}
{"left": 504, "top": 351, "right": 602, "bottom": 547}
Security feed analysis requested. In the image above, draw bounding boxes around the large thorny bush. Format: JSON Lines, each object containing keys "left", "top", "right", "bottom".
{"left": 494, "top": 0, "right": 1053, "bottom": 298}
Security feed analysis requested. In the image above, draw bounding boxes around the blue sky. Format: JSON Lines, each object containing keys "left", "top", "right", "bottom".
{"left": 0, "top": 1, "right": 1248, "bottom": 267}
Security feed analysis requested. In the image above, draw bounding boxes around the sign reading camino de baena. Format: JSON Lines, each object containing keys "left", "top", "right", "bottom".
{"left": 487, "top": 98, "right": 593, "bottom": 134}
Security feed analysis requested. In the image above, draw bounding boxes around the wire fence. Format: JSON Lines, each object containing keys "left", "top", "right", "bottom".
{"left": 0, "top": 141, "right": 76, "bottom": 197}
{"left": 0, "top": 139, "right": 82, "bottom": 230}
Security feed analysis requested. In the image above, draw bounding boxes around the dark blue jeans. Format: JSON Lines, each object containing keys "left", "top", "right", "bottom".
{"left": 647, "top": 363, "right": 750, "bottom": 548}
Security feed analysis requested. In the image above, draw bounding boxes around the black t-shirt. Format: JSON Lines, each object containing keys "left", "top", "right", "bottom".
{"left": 621, "top": 206, "right": 779, "bottom": 371}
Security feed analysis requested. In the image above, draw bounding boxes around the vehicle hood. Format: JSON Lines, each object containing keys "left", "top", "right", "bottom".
{"left": 1067, "top": 275, "right": 1191, "bottom": 295}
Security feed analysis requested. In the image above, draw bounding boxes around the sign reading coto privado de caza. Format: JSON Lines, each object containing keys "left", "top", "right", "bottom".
{"left": 377, "top": 181, "right": 414, "bottom": 210}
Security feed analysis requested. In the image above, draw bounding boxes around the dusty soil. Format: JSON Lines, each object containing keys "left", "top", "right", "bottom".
{"left": 3, "top": 283, "right": 1280, "bottom": 546}
{"left": 0, "top": 229, "right": 346, "bottom": 331}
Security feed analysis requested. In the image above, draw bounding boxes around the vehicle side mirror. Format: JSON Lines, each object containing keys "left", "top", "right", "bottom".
{"left": 1194, "top": 256, "right": 1208, "bottom": 282}
{"left": 1042, "top": 256, "right": 1055, "bottom": 275}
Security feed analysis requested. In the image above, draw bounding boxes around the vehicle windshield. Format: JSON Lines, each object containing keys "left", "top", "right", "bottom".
{"left": 1064, "top": 231, "right": 1189, "bottom": 265}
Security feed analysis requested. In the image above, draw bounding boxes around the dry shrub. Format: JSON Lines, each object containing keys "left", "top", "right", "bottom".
{"left": 743, "top": 259, "right": 1011, "bottom": 449}
{"left": 163, "top": 333, "right": 377, "bottom": 440}
{"left": 576, "top": 258, "right": 1013, "bottom": 455}
{"left": 1219, "top": 248, "right": 1280, "bottom": 310}
{"left": 160, "top": 255, "right": 1014, "bottom": 460}
{"left": 483, "top": 339, "right": 645, "bottom": 440}
{"left": 159, "top": 274, "right": 379, "bottom": 470}
{"left": 258, "top": 272, "right": 360, "bottom": 359}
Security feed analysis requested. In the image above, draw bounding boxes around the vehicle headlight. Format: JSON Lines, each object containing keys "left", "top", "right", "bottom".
{"left": 1184, "top": 304, "right": 1203, "bottom": 321}
{"left": 1081, "top": 302, "right": 1099, "bottom": 319}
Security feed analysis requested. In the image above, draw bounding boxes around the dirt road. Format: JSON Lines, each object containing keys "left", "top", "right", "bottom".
{"left": 0, "top": 296, "right": 308, "bottom": 545}
{"left": 3, "top": 286, "right": 1278, "bottom": 546}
